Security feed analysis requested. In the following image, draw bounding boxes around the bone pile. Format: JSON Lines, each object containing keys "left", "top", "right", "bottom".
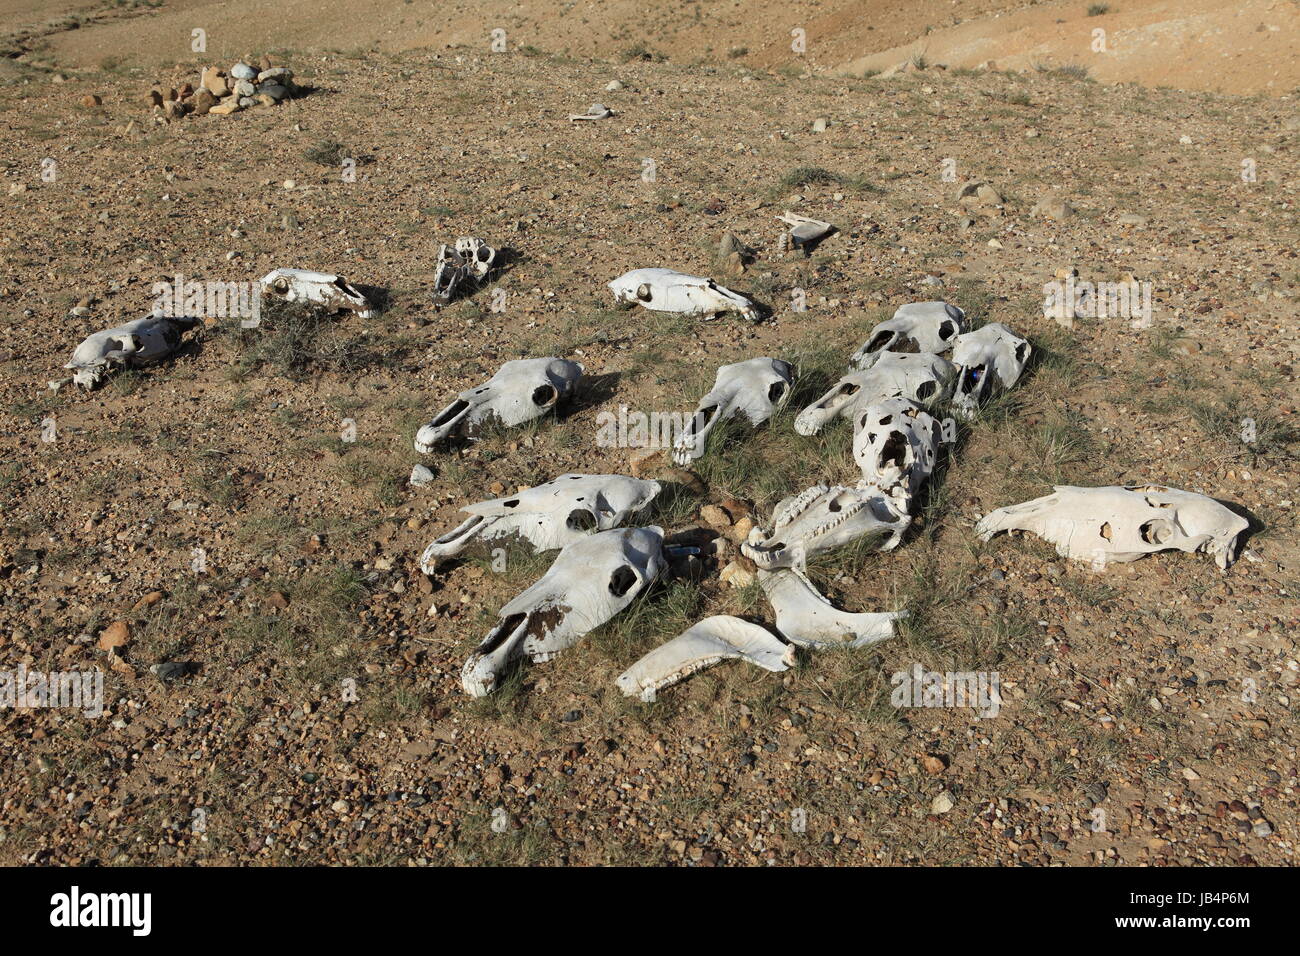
{"left": 151, "top": 58, "right": 298, "bottom": 120}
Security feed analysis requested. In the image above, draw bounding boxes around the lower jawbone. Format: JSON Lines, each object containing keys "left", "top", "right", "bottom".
{"left": 742, "top": 484, "right": 910, "bottom": 570}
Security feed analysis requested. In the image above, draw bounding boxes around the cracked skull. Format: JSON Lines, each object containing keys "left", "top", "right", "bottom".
{"left": 259, "top": 268, "right": 377, "bottom": 317}
{"left": 432, "top": 238, "right": 498, "bottom": 306}
{"left": 758, "top": 566, "right": 903, "bottom": 649}
{"left": 795, "top": 351, "right": 956, "bottom": 436}
{"left": 65, "top": 315, "right": 199, "bottom": 389}
{"left": 850, "top": 301, "right": 964, "bottom": 369}
{"left": 415, "top": 357, "right": 584, "bottom": 452}
{"left": 616, "top": 615, "right": 795, "bottom": 700}
{"left": 419, "top": 473, "right": 661, "bottom": 571}
{"left": 852, "top": 397, "right": 953, "bottom": 509}
{"left": 976, "top": 485, "right": 1250, "bottom": 570}
{"left": 741, "top": 484, "right": 911, "bottom": 570}
{"left": 608, "top": 268, "right": 759, "bottom": 322}
{"left": 461, "top": 526, "right": 666, "bottom": 696}
{"left": 950, "top": 322, "right": 1031, "bottom": 419}
{"left": 673, "top": 357, "right": 794, "bottom": 464}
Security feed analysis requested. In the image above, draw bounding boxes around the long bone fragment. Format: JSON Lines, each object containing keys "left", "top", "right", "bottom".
{"left": 616, "top": 615, "right": 795, "bottom": 700}
{"left": 758, "top": 566, "right": 903, "bottom": 648}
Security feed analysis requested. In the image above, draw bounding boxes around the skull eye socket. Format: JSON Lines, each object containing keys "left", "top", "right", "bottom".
{"left": 961, "top": 365, "right": 986, "bottom": 395}
{"left": 608, "top": 565, "right": 639, "bottom": 597}
{"left": 531, "top": 384, "right": 559, "bottom": 407}
{"left": 567, "top": 509, "right": 597, "bottom": 532}
{"left": 879, "top": 431, "right": 907, "bottom": 469}
{"left": 272, "top": 277, "right": 290, "bottom": 294}
{"left": 767, "top": 381, "right": 786, "bottom": 402}
{"left": 636, "top": 284, "right": 652, "bottom": 302}
{"left": 1014, "top": 342, "right": 1029, "bottom": 364}
{"left": 939, "top": 320, "right": 956, "bottom": 340}
{"left": 915, "top": 381, "right": 937, "bottom": 401}
{"left": 1140, "top": 519, "right": 1173, "bottom": 545}
{"left": 865, "top": 331, "right": 893, "bottom": 354}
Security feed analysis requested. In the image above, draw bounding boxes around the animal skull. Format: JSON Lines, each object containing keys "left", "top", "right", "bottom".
{"left": 415, "top": 357, "right": 584, "bottom": 452}
{"left": 608, "top": 269, "right": 759, "bottom": 322}
{"left": 673, "top": 357, "right": 794, "bottom": 464}
{"left": 742, "top": 484, "right": 911, "bottom": 570}
{"left": 758, "top": 566, "right": 903, "bottom": 648}
{"left": 950, "top": 322, "right": 1031, "bottom": 419}
{"left": 461, "top": 526, "right": 666, "bottom": 696}
{"left": 616, "top": 615, "right": 795, "bottom": 701}
{"left": 850, "top": 301, "right": 964, "bottom": 369}
{"left": 976, "top": 485, "right": 1250, "bottom": 570}
{"left": 419, "top": 473, "right": 661, "bottom": 571}
{"left": 455, "top": 237, "right": 496, "bottom": 281}
{"left": 852, "top": 397, "right": 953, "bottom": 509}
{"left": 795, "top": 351, "right": 956, "bottom": 436}
{"left": 259, "top": 269, "right": 377, "bottom": 317}
{"left": 65, "top": 315, "right": 199, "bottom": 389}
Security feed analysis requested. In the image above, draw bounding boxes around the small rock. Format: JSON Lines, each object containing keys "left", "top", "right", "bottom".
{"left": 931, "top": 791, "right": 955, "bottom": 814}
{"left": 605, "top": 80, "right": 624, "bottom": 92}
{"left": 409, "top": 465, "right": 435, "bottom": 487}
{"left": 811, "top": 117, "right": 829, "bottom": 133}
{"left": 1031, "top": 196, "right": 1074, "bottom": 221}
{"left": 80, "top": 94, "right": 102, "bottom": 108}
{"left": 209, "top": 100, "right": 241, "bottom": 116}
{"left": 719, "top": 560, "right": 755, "bottom": 589}
{"left": 97, "top": 621, "right": 131, "bottom": 652}
{"left": 230, "top": 62, "right": 257, "bottom": 80}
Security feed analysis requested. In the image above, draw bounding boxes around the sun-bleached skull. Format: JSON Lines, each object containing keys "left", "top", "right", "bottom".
{"left": 673, "top": 357, "right": 794, "bottom": 464}
{"left": 461, "top": 526, "right": 666, "bottom": 696}
{"left": 419, "top": 473, "right": 661, "bottom": 571}
{"left": 65, "top": 315, "right": 199, "bottom": 389}
{"left": 615, "top": 615, "right": 795, "bottom": 701}
{"left": 976, "top": 485, "right": 1250, "bottom": 571}
{"left": 950, "top": 322, "right": 1031, "bottom": 419}
{"left": 455, "top": 237, "right": 496, "bottom": 281}
{"left": 758, "top": 566, "right": 903, "bottom": 648}
{"left": 742, "top": 484, "right": 911, "bottom": 570}
{"left": 852, "top": 398, "right": 954, "bottom": 510}
{"left": 415, "top": 357, "right": 584, "bottom": 452}
{"left": 608, "top": 268, "right": 759, "bottom": 322}
{"left": 795, "top": 351, "right": 956, "bottom": 436}
{"left": 259, "top": 269, "right": 377, "bottom": 317}
{"left": 431, "top": 244, "right": 468, "bottom": 306}
{"left": 850, "top": 301, "right": 964, "bottom": 369}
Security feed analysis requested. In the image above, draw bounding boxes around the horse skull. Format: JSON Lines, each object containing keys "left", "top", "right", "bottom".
{"left": 673, "top": 357, "right": 794, "bottom": 464}
{"left": 850, "top": 301, "right": 963, "bottom": 370}
{"left": 608, "top": 268, "right": 759, "bottom": 322}
{"left": 65, "top": 315, "right": 199, "bottom": 389}
{"left": 950, "top": 322, "right": 1031, "bottom": 419}
{"left": 795, "top": 351, "right": 956, "bottom": 436}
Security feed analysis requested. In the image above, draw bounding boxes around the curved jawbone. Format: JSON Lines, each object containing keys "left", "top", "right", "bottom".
{"left": 616, "top": 615, "right": 795, "bottom": 701}
{"left": 758, "top": 565, "right": 903, "bottom": 648}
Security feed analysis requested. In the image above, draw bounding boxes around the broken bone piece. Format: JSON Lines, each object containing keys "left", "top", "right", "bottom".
{"left": 462, "top": 526, "right": 667, "bottom": 696}
{"left": 608, "top": 268, "right": 759, "bottom": 322}
{"left": 569, "top": 103, "right": 613, "bottom": 121}
{"left": 616, "top": 615, "right": 795, "bottom": 700}
{"left": 795, "top": 351, "right": 956, "bottom": 436}
{"left": 850, "top": 301, "right": 964, "bottom": 369}
{"left": 419, "top": 473, "right": 661, "bottom": 572}
{"left": 65, "top": 315, "right": 200, "bottom": 389}
{"left": 950, "top": 322, "right": 1031, "bottom": 419}
{"left": 776, "top": 211, "right": 835, "bottom": 252}
{"left": 742, "top": 484, "right": 911, "bottom": 571}
{"left": 851, "top": 397, "right": 953, "bottom": 510}
{"left": 454, "top": 237, "right": 496, "bottom": 281}
{"left": 432, "top": 238, "right": 498, "bottom": 305}
{"left": 415, "top": 357, "right": 584, "bottom": 452}
{"left": 758, "top": 566, "right": 903, "bottom": 648}
{"left": 673, "top": 357, "right": 794, "bottom": 464}
{"left": 259, "top": 269, "right": 377, "bottom": 318}
{"left": 975, "top": 485, "right": 1250, "bottom": 571}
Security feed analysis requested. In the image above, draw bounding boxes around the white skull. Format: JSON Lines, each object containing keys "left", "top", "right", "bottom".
{"left": 419, "top": 473, "right": 662, "bottom": 571}
{"left": 462, "top": 526, "right": 666, "bottom": 696}
{"left": 851, "top": 397, "right": 953, "bottom": 510}
{"left": 950, "top": 322, "right": 1031, "bottom": 419}
{"left": 776, "top": 211, "right": 835, "bottom": 251}
{"left": 454, "top": 237, "right": 496, "bottom": 281}
{"left": 850, "top": 301, "right": 964, "bottom": 369}
{"left": 415, "top": 357, "right": 584, "bottom": 452}
{"left": 259, "top": 269, "right": 377, "bottom": 317}
{"left": 742, "top": 484, "right": 911, "bottom": 570}
{"left": 608, "top": 268, "right": 759, "bottom": 322}
{"left": 673, "top": 357, "right": 794, "bottom": 464}
{"left": 758, "top": 566, "right": 903, "bottom": 648}
{"left": 795, "top": 351, "right": 956, "bottom": 436}
{"left": 616, "top": 615, "right": 795, "bottom": 701}
{"left": 65, "top": 315, "right": 199, "bottom": 389}
{"left": 976, "top": 485, "right": 1250, "bottom": 570}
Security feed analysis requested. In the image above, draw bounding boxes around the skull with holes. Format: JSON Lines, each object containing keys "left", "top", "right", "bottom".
{"left": 850, "top": 301, "right": 964, "bottom": 369}
{"left": 673, "top": 357, "right": 794, "bottom": 463}
{"left": 259, "top": 268, "right": 377, "bottom": 317}
{"left": 608, "top": 268, "right": 759, "bottom": 321}
{"left": 795, "top": 351, "right": 955, "bottom": 436}
{"left": 65, "top": 315, "right": 200, "bottom": 389}
{"left": 742, "top": 484, "right": 911, "bottom": 570}
{"left": 852, "top": 397, "right": 953, "bottom": 510}
{"left": 415, "top": 357, "right": 584, "bottom": 452}
{"left": 461, "top": 526, "right": 667, "bottom": 696}
{"left": 950, "top": 322, "right": 1031, "bottom": 419}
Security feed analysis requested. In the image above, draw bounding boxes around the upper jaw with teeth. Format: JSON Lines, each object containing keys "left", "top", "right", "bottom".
{"left": 259, "top": 268, "right": 378, "bottom": 318}
{"left": 795, "top": 351, "right": 956, "bottom": 436}
{"left": 420, "top": 473, "right": 662, "bottom": 572}
{"left": 741, "top": 484, "right": 910, "bottom": 570}
{"left": 414, "top": 357, "right": 584, "bottom": 452}
{"left": 607, "top": 268, "right": 759, "bottom": 322}
{"left": 673, "top": 357, "right": 793, "bottom": 464}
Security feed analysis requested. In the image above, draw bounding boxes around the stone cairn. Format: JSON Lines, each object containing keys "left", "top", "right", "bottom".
{"left": 149, "top": 56, "right": 297, "bottom": 120}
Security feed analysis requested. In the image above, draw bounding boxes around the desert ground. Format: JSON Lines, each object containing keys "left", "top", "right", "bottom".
{"left": 0, "top": 1, "right": 1296, "bottom": 866}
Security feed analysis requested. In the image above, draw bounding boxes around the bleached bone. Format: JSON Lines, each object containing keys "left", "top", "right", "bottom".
{"left": 569, "top": 103, "right": 613, "bottom": 121}
{"left": 976, "top": 485, "right": 1250, "bottom": 571}
{"left": 795, "top": 351, "right": 955, "bottom": 436}
{"left": 431, "top": 243, "right": 467, "bottom": 306}
{"left": 776, "top": 211, "right": 834, "bottom": 251}
{"left": 454, "top": 237, "right": 497, "bottom": 281}
{"left": 65, "top": 315, "right": 200, "bottom": 389}
{"left": 419, "top": 473, "right": 661, "bottom": 571}
{"left": 616, "top": 615, "right": 795, "bottom": 700}
{"left": 950, "top": 322, "right": 1031, "bottom": 419}
{"left": 462, "top": 526, "right": 666, "bottom": 696}
{"left": 758, "top": 566, "right": 902, "bottom": 648}
{"left": 259, "top": 269, "right": 377, "bottom": 317}
{"left": 608, "top": 268, "right": 759, "bottom": 322}
{"left": 673, "top": 357, "right": 794, "bottom": 464}
{"left": 851, "top": 397, "right": 953, "bottom": 510}
{"left": 742, "top": 484, "right": 911, "bottom": 570}
{"left": 415, "top": 357, "right": 584, "bottom": 452}
{"left": 850, "top": 301, "right": 964, "bottom": 369}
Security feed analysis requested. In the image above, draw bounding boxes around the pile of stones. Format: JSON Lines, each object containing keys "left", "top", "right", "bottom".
{"left": 149, "top": 56, "right": 297, "bottom": 119}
